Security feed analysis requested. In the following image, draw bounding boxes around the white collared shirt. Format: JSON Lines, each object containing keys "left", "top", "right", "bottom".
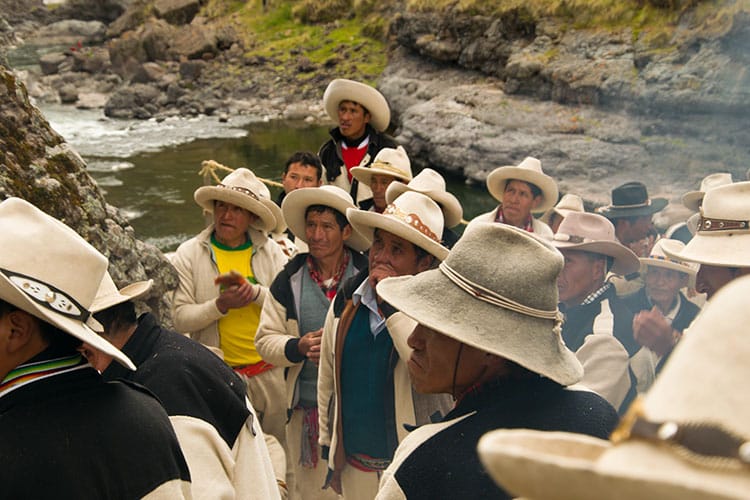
{"left": 352, "top": 278, "right": 386, "bottom": 337}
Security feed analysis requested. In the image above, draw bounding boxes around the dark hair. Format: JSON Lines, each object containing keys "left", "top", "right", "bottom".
{"left": 305, "top": 204, "right": 348, "bottom": 230}
{"left": 93, "top": 301, "right": 137, "bottom": 338}
{"left": 580, "top": 251, "right": 614, "bottom": 274}
{"left": 505, "top": 179, "right": 542, "bottom": 198}
{"left": 284, "top": 151, "right": 323, "bottom": 181}
{"left": 0, "top": 299, "right": 82, "bottom": 351}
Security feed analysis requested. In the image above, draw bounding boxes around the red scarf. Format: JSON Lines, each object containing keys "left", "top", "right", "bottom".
{"left": 307, "top": 252, "right": 350, "bottom": 301}
{"left": 494, "top": 206, "right": 534, "bottom": 232}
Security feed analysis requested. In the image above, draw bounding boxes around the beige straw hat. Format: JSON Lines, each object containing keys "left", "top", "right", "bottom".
{"left": 478, "top": 273, "right": 750, "bottom": 500}
{"left": 682, "top": 172, "right": 733, "bottom": 212}
{"left": 376, "top": 221, "right": 583, "bottom": 386}
{"left": 350, "top": 146, "right": 412, "bottom": 187}
{"left": 539, "top": 193, "right": 584, "bottom": 225}
{"left": 0, "top": 198, "right": 135, "bottom": 370}
{"left": 639, "top": 239, "right": 697, "bottom": 278}
{"left": 256, "top": 179, "right": 288, "bottom": 235}
{"left": 486, "top": 157, "right": 559, "bottom": 213}
{"left": 281, "top": 185, "right": 371, "bottom": 253}
{"left": 385, "top": 168, "right": 463, "bottom": 228}
{"left": 90, "top": 272, "right": 153, "bottom": 314}
{"left": 323, "top": 78, "right": 391, "bottom": 132}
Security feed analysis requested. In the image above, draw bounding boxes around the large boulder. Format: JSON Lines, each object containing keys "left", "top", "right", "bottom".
{"left": 104, "top": 82, "right": 162, "bottom": 118}
{"left": 154, "top": 0, "right": 201, "bottom": 26}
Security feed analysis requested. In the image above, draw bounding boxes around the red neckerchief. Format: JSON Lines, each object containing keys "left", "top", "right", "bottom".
{"left": 307, "top": 251, "right": 350, "bottom": 301}
{"left": 494, "top": 206, "right": 534, "bottom": 232}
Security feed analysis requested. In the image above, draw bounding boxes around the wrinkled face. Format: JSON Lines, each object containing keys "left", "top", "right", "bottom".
{"left": 557, "top": 250, "right": 605, "bottom": 308}
{"left": 502, "top": 180, "right": 542, "bottom": 228}
{"left": 368, "top": 229, "right": 432, "bottom": 288}
{"left": 644, "top": 266, "right": 688, "bottom": 312}
{"left": 370, "top": 174, "right": 396, "bottom": 212}
{"left": 617, "top": 216, "right": 653, "bottom": 245}
{"left": 213, "top": 200, "right": 257, "bottom": 248}
{"left": 305, "top": 209, "right": 351, "bottom": 262}
{"left": 695, "top": 264, "right": 740, "bottom": 299}
{"left": 282, "top": 162, "right": 321, "bottom": 194}
{"left": 337, "top": 100, "right": 370, "bottom": 140}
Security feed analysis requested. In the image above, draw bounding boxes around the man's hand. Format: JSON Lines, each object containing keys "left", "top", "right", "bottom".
{"left": 368, "top": 263, "right": 397, "bottom": 289}
{"left": 298, "top": 328, "right": 323, "bottom": 364}
{"left": 633, "top": 306, "right": 679, "bottom": 357}
{"left": 215, "top": 279, "right": 258, "bottom": 314}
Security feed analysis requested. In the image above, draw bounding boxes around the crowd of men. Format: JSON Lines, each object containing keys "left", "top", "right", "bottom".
{"left": 2, "top": 77, "right": 748, "bottom": 499}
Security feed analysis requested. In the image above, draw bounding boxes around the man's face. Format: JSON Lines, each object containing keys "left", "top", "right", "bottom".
{"left": 213, "top": 200, "right": 257, "bottom": 248}
{"left": 617, "top": 215, "right": 653, "bottom": 245}
{"left": 305, "top": 209, "right": 351, "bottom": 263}
{"left": 557, "top": 250, "right": 605, "bottom": 308}
{"left": 695, "top": 264, "right": 741, "bottom": 299}
{"left": 337, "top": 100, "right": 370, "bottom": 140}
{"left": 368, "top": 229, "right": 432, "bottom": 288}
{"left": 502, "top": 180, "right": 542, "bottom": 228}
{"left": 644, "top": 266, "right": 688, "bottom": 311}
{"left": 282, "top": 162, "right": 321, "bottom": 194}
{"left": 370, "top": 174, "right": 396, "bottom": 212}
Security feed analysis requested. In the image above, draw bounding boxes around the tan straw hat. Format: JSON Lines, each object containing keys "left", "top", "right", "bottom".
{"left": 256, "top": 179, "right": 288, "bottom": 235}
{"left": 0, "top": 198, "right": 135, "bottom": 370}
{"left": 639, "top": 239, "right": 697, "bottom": 278}
{"left": 376, "top": 221, "right": 583, "bottom": 386}
{"left": 551, "top": 211, "right": 640, "bottom": 275}
{"left": 347, "top": 191, "right": 449, "bottom": 261}
{"left": 194, "top": 168, "right": 277, "bottom": 232}
{"left": 281, "top": 185, "right": 371, "bottom": 252}
{"left": 385, "top": 168, "right": 463, "bottom": 228}
{"left": 323, "top": 78, "right": 391, "bottom": 132}
{"left": 486, "top": 157, "right": 559, "bottom": 213}
{"left": 90, "top": 272, "right": 153, "bottom": 314}
{"left": 663, "top": 181, "right": 750, "bottom": 268}
{"left": 682, "top": 172, "right": 733, "bottom": 212}
{"left": 478, "top": 273, "right": 750, "bottom": 500}
{"left": 539, "top": 193, "right": 584, "bottom": 225}
{"left": 350, "top": 146, "right": 412, "bottom": 187}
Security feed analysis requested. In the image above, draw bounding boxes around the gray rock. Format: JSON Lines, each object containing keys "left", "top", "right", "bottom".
{"left": 71, "top": 46, "right": 111, "bottom": 73}
{"left": 103, "top": 83, "right": 161, "bottom": 118}
{"left": 75, "top": 91, "right": 108, "bottom": 109}
{"left": 39, "top": 52, "right": 68, "bottom": 75}
{"left": 170, "top": 23, "right": 217, "bottom": 60}
{"left": 58, "top": 83, "right": 78, "bottom": 103}
{"left": 131, "top": 61, "right": 167, "bottom": 83}
{"left": 154, "top": 0, "right": 200, "bottom": 26}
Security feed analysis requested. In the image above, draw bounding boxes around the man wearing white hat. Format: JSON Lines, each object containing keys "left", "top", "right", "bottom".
{"left": 473, "top": 156, "right": 558, "bottom": 238}
{"left": 539, "top": 193, "right": 585, "bottom": 234}
{"left": 317, "top": 191, "right": 452, "bottom": 499}
{"left": 350, "top": 146, "right": 412, "bottom": 212}
{"left": 0, "top": 197, "right": 191, "bottom": 498}
{"left": 622, "top": 239, "right": 700, "bottom": 393}
{"left": 256, "top": 186, "right": 370, "bottom": 500}
{"left": 82, "top": 272, "right": 283, "bottom": 500}
{"left": 319, "top": 78, "right": 398, "bottom": 205}
{"left": 667, "top": 172, "right": 734, "bottom": 244}
{"left": 171, "top": 167, "right": 289, "bottom": 449}
{"left": 374, "top": 221, "right": 618, "bottom": 499}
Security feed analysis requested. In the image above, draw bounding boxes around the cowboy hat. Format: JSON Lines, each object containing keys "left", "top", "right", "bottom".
{"left": 323, "top": 78, "right": 391, "bottom": 132}
{"left": 597, "top": 181, "right": 668, "bottom": 219}
{"left": 682, "top": 172, "right": 733, "bottom": 212}
{"left": 255, "top": 179, "right": 289, "bottom": 235}
{"left": 347, "top": 191, "right": 449, "bottom": 261}
{"left": 0, "top": 198, "right": 135, "bottom": 370}
{"left": 350, "top": 146, "right": 412, "bottom": 187}
{"left": 376, "top": 221, "right": 583, "bottom": 386}
{"left": 539, "top": 193, "right": 584, "bottom": 226}
{"left": 663, "top": 181, "right": 750, "bottom": 268}
{"left": 486, "top": 157, "right": 559, "bottom": 214}
{"left": 477, "top": 273, "right": 750, "bottom": 500}
{"left": 90, "top": 272, "right": 153, "bottom": 314}
{"left": 386, "top": 168, "right": 463, "bottom": 228}
{"left": 551, "top": 211, "right": 640, "bottom": 276}
{"left": 639, "top": 239, "right": 697, "bottom": 278}
{"left": 194, "top": 168, "right": 277, "bottom": 233}
{"left": 281, "top": 185, "right": 371, "bottom": 253}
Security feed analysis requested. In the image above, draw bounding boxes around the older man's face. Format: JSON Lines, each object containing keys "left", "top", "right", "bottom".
{"left": 502, "top": 180, "right": 541, "bottom": 228}
{"left": 368, "top": 229, "right": 432, "bottom": 288}
{"left": 644, "top": 266, "right": 688, "bottom": 312}
{"left": 696, "top": 264, "right": 742, "bottom": 299}
{"left": 557, "top": 250, "right": 606, "bottom": 308}
{"left": 213, "top": 200, "right": 258, "bottom": 248}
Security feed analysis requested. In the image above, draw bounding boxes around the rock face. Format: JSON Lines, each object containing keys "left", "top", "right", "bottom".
{"left": 0, "top": 64, "right": 178, "bottom": 325}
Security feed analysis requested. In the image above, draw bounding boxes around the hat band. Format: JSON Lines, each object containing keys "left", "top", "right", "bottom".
{"left": 612, "top": 398, "right": 750, "bottom": 468}
{"left": 369, "top": 160, "right": 409, "bottom": 179}
{"left": 697, "top": 216, "right": 749, "bottom": 233}
{"left": 607, "top": 199, "right": 652, "bottom": 209}
{"left": 218, "top": 183, "right": 259, "bottom": 201}
{"left": 645, "top": 254, "right": 691, "bottom": 270}
{"left": 553, "top": 233, "right": 599, "bottom": 244}
{"left": 2, "top": 269, "right": 92, "bottom": 324}
{"left": 383, "top": 204, "right": 440, "bottom": 242}
{"left": 439, "top": 261, "right": 562, "bottom": 324}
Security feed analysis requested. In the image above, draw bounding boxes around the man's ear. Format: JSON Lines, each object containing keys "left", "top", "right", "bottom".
{"left": 6, "top": 310, "right": 36, "bottom": 354}
{"left": 416, "top": 254, "right": 435, "bottom": 273}
{"left": 531, "top": 195, "right": 543, "bottom": 210}
{"left": 592, "top": 257, "right": 607, "bottom": 282}
{"left": 341, "top": 224, "right": 353, "bottom": 242}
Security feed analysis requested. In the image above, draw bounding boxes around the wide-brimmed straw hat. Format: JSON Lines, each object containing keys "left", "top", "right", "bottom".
{"left": 639, "top": 239, "right": 697, "bottom": 278}
{"left": 486, "top": 157, "right": 559, "bottom": 214}
{"left": 255, "top": 178, "right": 288, "bottom": 235}
{"left": 682, "top": 172, "right": 733, "bottom": 212}
{"left": 350, "top": 146, "right": 412, "bottom": 187}
{"left": 597, "top": 181, "right": 668, "bottom": 219}
{"left": 376, "top": 221, "right": 583, "bottom": 386}
{"left": 385, "top": 168, "right": 463, "bottom": 228}
{"left": 323, "top": 78, "right": 391, "bottom": 132}
{"left": 551, "top": 212, "right": 640, "bottom": 276}
{"left": 539, "top": 193, "right": 584, "bottom": 225}
{"left": 90, "top": 272, "right": 153, "bottom": 314}
{"left": 478, "top": 273, "right": 750, "bottom": 500}
{"left": 347, "top": 191, "right": 449, "bottom": 261}
{"left": 0, "top": 198, "right": 135, "bottom": 370}
{"left": 281, "top": 185, "right": 371, "bottom": 253}
{"left": 663, "top": 181, "right": 750, "bottom": 268}
{"left": 194, "top": 168, "right": 276, "bottom": 232}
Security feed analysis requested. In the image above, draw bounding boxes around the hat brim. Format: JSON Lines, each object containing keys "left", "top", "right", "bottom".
{"left": 282, "top": 189, "right": 371, "bottom": 253}
{"left": 681, "top": 191, "right": 703, "bottom": 212}
{"left": 552, "top": 240, "right": 641, "bottom": 276}
{"left": 540, "top": 207, "right": 577, "bottom": 225}
{"left": 487, "top": 167, "right": 559, "bottom": 214}
{"left": 194, "top": 186, "right": 276, "bottom": 233}
{"left": 662, "top": 232, "right": 750, "bottom": 268}
{"left": 597, "top": 198, "right": 668, "bottom": 218}
{"left": 0, "top": 274, "right": 135, "bottom": 370}
{"left": 90, "top": 280, "right": 153, "bottom": 314}
{"left": 263, "top": 199, "right": 288, "bottom": 235}
{"left": 639, "top": 258, "right": 696, "bottom": 277}
{"left": 323, "top": 79, "right": 391, "bottom": 132}
{"left": 376, "top": 270, "right": 582, "bottom": 386}
{"left": 350, "top": 166, "right": 411, "bottom": 187}
{"left": 347, "top": 209, "right": 449, "bottom": 261}
{"left": 386, "top": 181, "right": 463, "bottom": 228}
{"left": 478, "top": 429, "right": 748, "bottom": 500}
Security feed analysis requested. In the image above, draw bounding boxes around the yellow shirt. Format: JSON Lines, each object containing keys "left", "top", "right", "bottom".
{"left": 212, "top": 237, "right": 262, "bottom": 367}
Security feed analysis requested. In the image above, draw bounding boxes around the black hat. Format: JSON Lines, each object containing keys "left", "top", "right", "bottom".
{"left": 597, "top": 181, "right": 668, "bottom": 218}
